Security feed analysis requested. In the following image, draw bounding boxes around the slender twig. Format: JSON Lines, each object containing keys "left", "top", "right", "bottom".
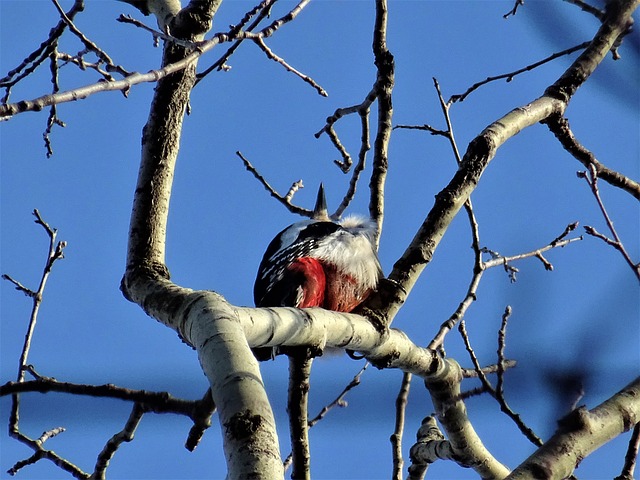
{"left": 51, "top": 0, "right": 129, "bottom": 77}
{"left": 563, "top": 0, "right": 605, "bottom": 20}
{"left": 482, "top": 236, "right": 582, "bottom": 270}
{"left": 1, "top": 275, "right": 35, "bottom": 297}
{"left": 394, "top": 124, "right": 448, "bottom": 136}
{"left": 459, "top": 318, "right": 543, "bottom": 446}
{"left": 308, "top": 363, "right": 368, "bottom": 428}
{"left": 335, "top": 109, "right": 372, "bottom": 218}
{"left": 7, "top": 445, "right": 89, "bottom": 479}
{"left": 44, "top": 47, "right": 66, "bottom": 158}
{"left": 315, "top": 88, "right": 377, "bottom": 218}
{"left": 56, "top": 52, "right": 115, "bottom": 81}
{"left": 391, "top": 372, "right": 412, "bottom": 480}
{"left": 235, "top": 151, "right": 310, "bottom": 216}
{"left": 312, "top": 0, "right": 393, "bottom": 227}
{"left": 322, "top": 123, "right": 353, "bottom": 174}
{"left": 0, "top": 0, "right": 84, "bottom": 92}
{"left": 1, "top": 2, "right": 312, "bottom": 119}
{"left": 284, "top": 180, "right": 305, "bottom": 203}
{"left": 495, "top": 306, "right": 511, "bottom": 406}
{"left": 116, "top": 14, "right": 199, "bottom": 49}
{"left": 283, "top": 363, "right": 369, "bottom": 471}
{"left": 615, "top": 423, "right": 640, "bottom": 480}
{"left": 1, "top": 378, "right": 208, "bottom": 418}
{"left": 93, "top": 403, "right": 145, "bottom": 480}
{"left": 461, "top": 360, "right": 517, "bottom": 378}
{"left": 579, "top": 165, "right": 640, "bottom": 280}
{"left": 252, "top": 37, "right": 327, "bottom": 96}
{"left": 503, "top": 0, "right": 525, "bottom": 18}
{"left": 196, "top": 0, "right": 277, "bottom": 83}
{"left": 429, "top": 228, "right": 581, "bottom": 351}
{"left": 7, "top": 210, "right": 66, "bottom": 384}
{"left": 450, "top": 42, "right": 589, "bottom": 103}
{"left": 1, "top": 212, "right": 83, "bottom": 477}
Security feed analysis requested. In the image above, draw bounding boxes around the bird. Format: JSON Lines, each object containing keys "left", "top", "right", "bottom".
{"left": 253, "top": 184, "right": 382, "bottom": 357}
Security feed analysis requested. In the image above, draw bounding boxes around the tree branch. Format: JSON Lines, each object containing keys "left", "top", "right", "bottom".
{"left": 579, "top": 165, "right": 640, "bottom": 280}
{"left": 369, "top": 0, "right": 394, "bottom": 241}
{"left": 616, "top": 423, "right": 640, "bottom": 480}
{"left": 544, "top": 114, "right": 640, "bottom": 200}
{"left": 424, "top": 359, "right": 511, "bottom": 478}
{"left": 0, "top": 2, "right": 311, "bottom": 120}
{"left": 391, "top": 372, "right": 411, "bottom": 480}
{"left": 507, "top": 377, "right": 640, "bottom": 479}
{"left": 365, "top": 0, "right": 637, "bottom": 326}
{"left": 287, "top": 353, "right": 313, "bottom": 479}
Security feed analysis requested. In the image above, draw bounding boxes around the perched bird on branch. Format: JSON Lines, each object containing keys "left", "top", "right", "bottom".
{"left": 254, "top": 184, "right": 382, "bottom": 357}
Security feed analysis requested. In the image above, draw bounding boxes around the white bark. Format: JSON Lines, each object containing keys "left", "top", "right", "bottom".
{"left": 507, "top": 378, "right": 640, "bottom": 480}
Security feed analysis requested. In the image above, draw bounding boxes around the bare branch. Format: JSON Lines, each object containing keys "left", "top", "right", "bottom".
{"left": 544, "top": 115, "right": 640, "bottom": 200}
{"left": 44, "top": 47, "right": 66, "bottom": 158}
{"left": 315, "top": 97, "right": 373, "bottom": 218}
{"left": 7, "top": 443, "right": 89, "bottom": 479}
{"left": 615, "top": 423, "right": 640, "bottom": 480}
{"left": 116, "top": 14, "right": 198, "bottom": 49}
{"left": 508, "top": 378, "right": 640, "bottom": 479}
{"left": 450, "top": 42, "right": 590, "bottom": 103}
{"left": 391, "top": 372, "right": 411, "bottom": 480}
{"left": 185, "top": 389, "right": 216, "bottom": 452}
{"left": 425, "top": 359, "right": 511, "bottom": 478}
{"left": 93, "top": 403, "right": 145, "bottom": 480}
{"left": 307, "top": 363, "right": 368, "bottom": 428}
{"left": 394, "top": 123, "right": 448, "bottom": 136}
{"left": 1, "top": 378, "right": 203, "bottom": 416}
{"left": 196, "top": 0, "right": 277, "bottom": 83}
{"left": 503, "top": 0, "right": 525, "bottom": 18}
{"left": 563, "top": 0, "right": 606, "bottom": 20}
{"left": 579, "top": 166, "right": 640, "bottom": 280}
{"left": 482, "top": 235, "right": 582, "bottom": 272}
{"left": 284, "top": 363, "right": 369, "bottom": 471}
{"left": 369, "top": 0, "right": 394, "bottom": 240}
{"left": 235, "top": 151, "right": 310, "bottom": 217}
{"left": 258, "top": 0, "right": 310, "bottom": 37}
{"left": 1, "top": 209, "right": 81, "bottom": 480}
{"left": 1, "top": 2, "right": 313, "bottom": 119}
{"left": 459, "top": 318, "right": 543, "bottom": 446}
{"left": 462, "top": 360, "right": 517, "bottom": 378}
{"left": 407, "top": 416, "right": 446, "bottom": 480}
{"left": 252, "top": 37, "right": 327, "bottom": 96}
{"left": 51, "top": 0, "right": 129, "bottom": 77}
{"left": 287, "top": 353, "right": 313, "bottom": 479}
{"left": 0, "top": 0, "right": 84, "bottom": 97}
{"left": 428, "top": 224, "right": 582, "bottom": 350}
{"left": 1, "top": 274, "right": 36, "bottom": 297}
{"left": 370, "top": 11, "right": 634, "bottom": 323}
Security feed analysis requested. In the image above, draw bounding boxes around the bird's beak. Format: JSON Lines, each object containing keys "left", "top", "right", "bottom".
{"left": 313, "top": 183, "right": 330, "bottom": 221}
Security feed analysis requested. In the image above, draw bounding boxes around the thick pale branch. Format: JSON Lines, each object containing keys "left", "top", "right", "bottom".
{"left": 376, "top": 96, "right": 564, "bottom": 324}
{"left": 425, "top": 359, "right": 511, "bottom": 478}
{"left": 366, "top": 0, "right": 637, "bottom": 326}
{"left": 507, "top": 377, "right": 640, "bottom": 479}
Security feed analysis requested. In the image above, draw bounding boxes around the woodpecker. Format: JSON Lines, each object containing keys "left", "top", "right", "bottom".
{"left": 254, "top": 185, "right": 382, "bottom": 318}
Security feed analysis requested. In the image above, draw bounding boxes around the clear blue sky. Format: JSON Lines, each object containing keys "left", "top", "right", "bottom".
{"left": 1, "top": 1, "right": 639, "bottom": 478}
